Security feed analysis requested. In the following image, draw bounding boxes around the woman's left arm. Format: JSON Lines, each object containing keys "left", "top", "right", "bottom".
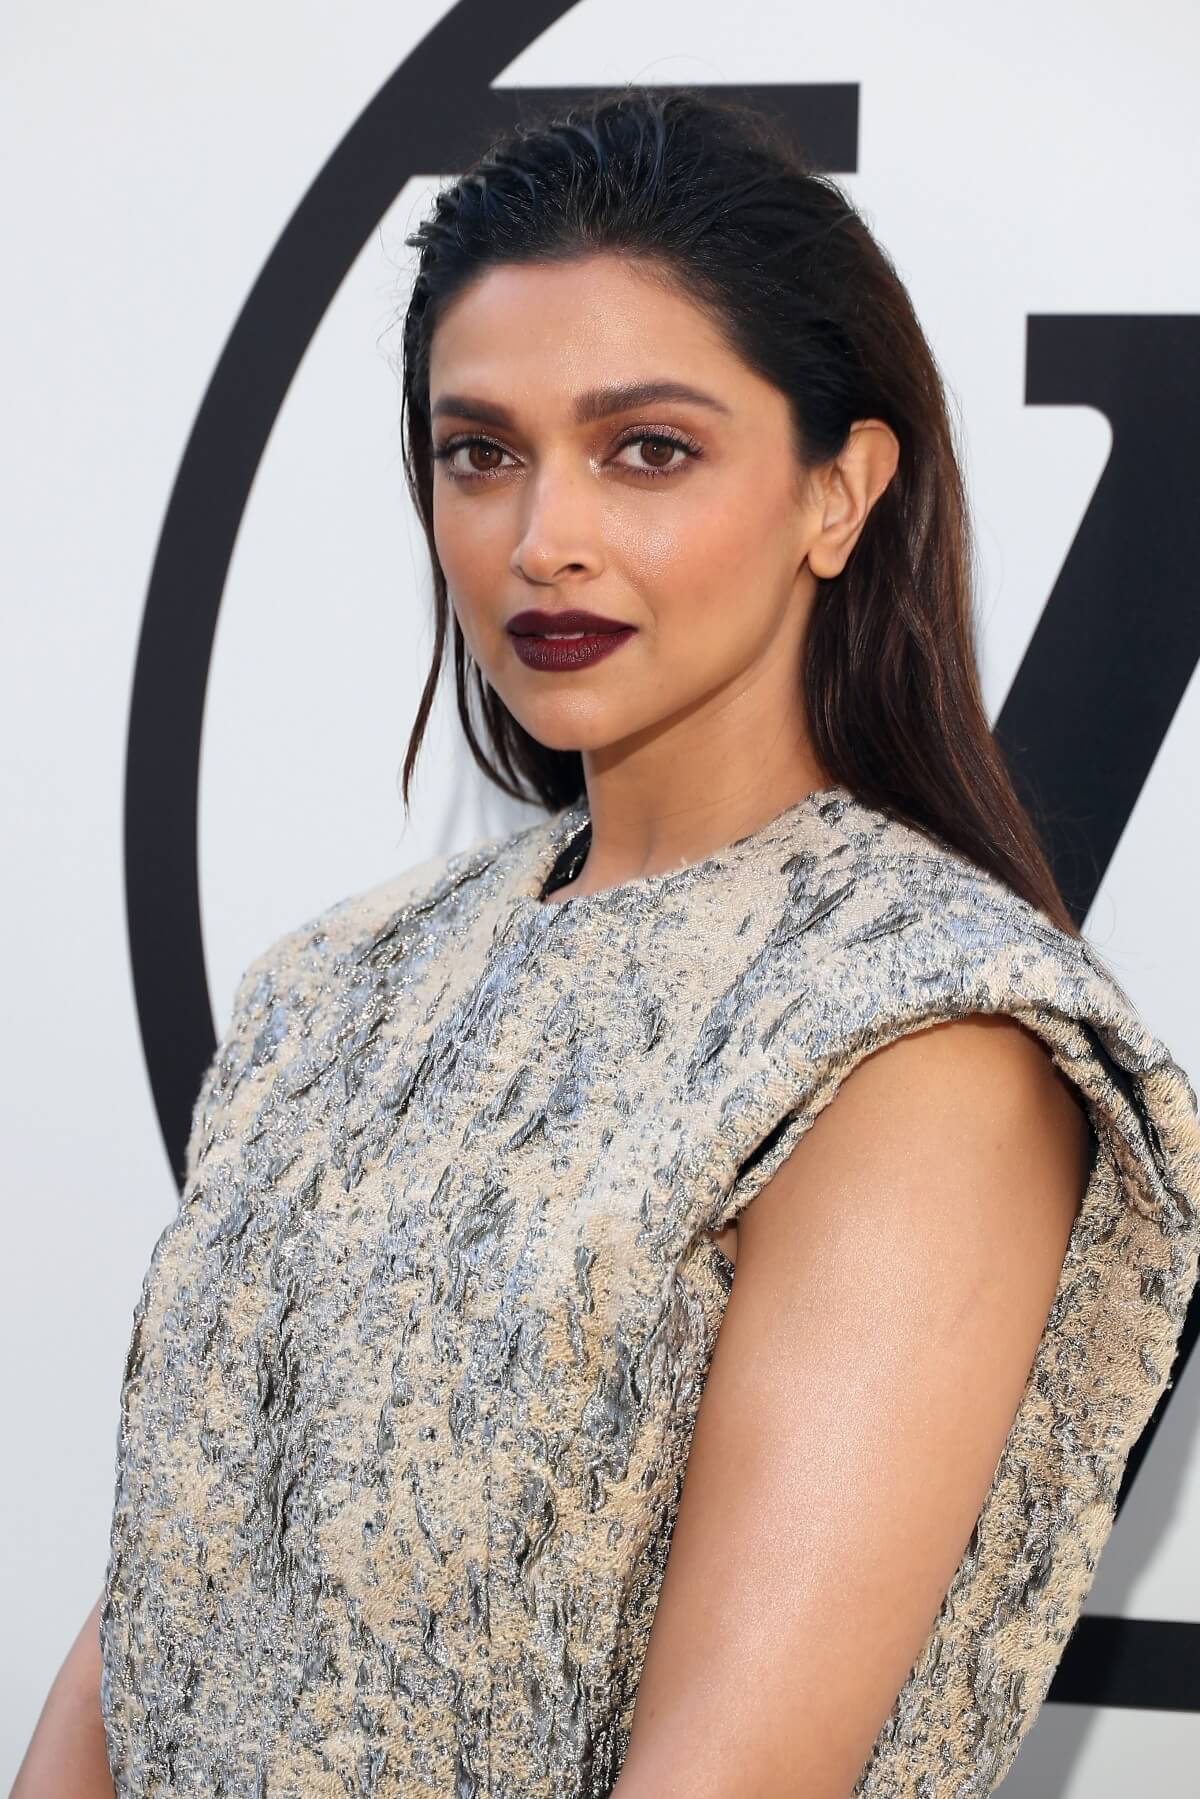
{"left": 612, "top": 1012, "right": 1091, "bottom": 1799}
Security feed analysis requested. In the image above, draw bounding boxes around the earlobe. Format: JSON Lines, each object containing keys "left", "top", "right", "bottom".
{"left": 806, "top": 538, "right": 848, "bottom": 581}
{"left": 807, "top": 485, "right": 863, "bottom": 580}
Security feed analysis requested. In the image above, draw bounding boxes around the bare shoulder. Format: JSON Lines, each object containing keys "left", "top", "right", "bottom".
{"left": 615, "top": 1016, "right": 1093, "bottom": 1799}
{"left": 730, "top": 1012, "right": 1090, "bottom": 1263}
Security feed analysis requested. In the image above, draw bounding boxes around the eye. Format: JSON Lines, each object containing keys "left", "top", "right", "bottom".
{"left": 430, "top": 436, "right": 515, "bottom": 480}
{"left": 430, "top": 428, "right": 703, "bottom": 484}
{"left": 611, "top": 429, "right": 702, "bottom": 479}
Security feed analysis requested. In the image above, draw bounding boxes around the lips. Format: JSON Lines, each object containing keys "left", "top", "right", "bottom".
{"left": 507, "top": 608, "right": 633, "bottom": 636}
{"left": 506, "top": 608, "right": 637, "bottom": 673}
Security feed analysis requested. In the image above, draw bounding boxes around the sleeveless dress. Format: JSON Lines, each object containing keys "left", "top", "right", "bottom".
{"left": 99, "top": 783, "right": 1200, "bottom": 1798}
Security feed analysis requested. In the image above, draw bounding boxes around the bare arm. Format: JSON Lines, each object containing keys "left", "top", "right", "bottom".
{"left": 612, "top": 1014, "right": 1090, "bottom": 1799}
{"left": 11, "top": 1592, "right": 115, "bottom": 1799}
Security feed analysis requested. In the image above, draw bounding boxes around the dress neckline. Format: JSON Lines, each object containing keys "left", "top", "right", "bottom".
{"left": 513, "top": 782, "right": 857, "bottom": 915}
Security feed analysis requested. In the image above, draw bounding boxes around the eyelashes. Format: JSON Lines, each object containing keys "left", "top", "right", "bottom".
{"left": 430, "top": 427, "right": 703, "bottom": 485}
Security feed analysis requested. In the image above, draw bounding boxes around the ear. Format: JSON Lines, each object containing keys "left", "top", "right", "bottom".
{"left": 805, "top": 420, "right": 901, "bottom": 580}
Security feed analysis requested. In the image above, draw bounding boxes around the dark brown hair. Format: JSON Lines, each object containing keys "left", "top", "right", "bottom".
{"left": 396, "top": 83, "right": 1081, "bottom": 937}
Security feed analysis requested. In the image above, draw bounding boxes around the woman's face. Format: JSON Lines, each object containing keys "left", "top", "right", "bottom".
{"left": 426, "top": 253, "right": 845, "bottom": 764}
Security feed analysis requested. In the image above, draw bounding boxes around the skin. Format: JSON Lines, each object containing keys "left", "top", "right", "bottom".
{"left": 12, "top": 1592, "right": 114, "bottom": 1797}
{"left": 430, "top": 253, "right": 1091, "bottom": 1795}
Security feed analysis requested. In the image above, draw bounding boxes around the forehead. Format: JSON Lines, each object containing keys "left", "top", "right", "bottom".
{"left": 428, "top": 255, "right": 738, "bottom": 394}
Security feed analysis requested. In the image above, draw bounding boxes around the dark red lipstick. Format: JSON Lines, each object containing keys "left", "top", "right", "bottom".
{"left": 506, "top": 607, "right": 637, "bottom": 672}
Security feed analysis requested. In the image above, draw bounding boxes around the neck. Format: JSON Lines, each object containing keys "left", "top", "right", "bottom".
{"left": 555, "top": 750, "right": 831, "bottom": 901}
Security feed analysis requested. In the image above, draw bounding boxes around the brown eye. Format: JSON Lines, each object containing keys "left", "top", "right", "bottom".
{"left": 432, "top": 427, "right": 699, "bottom": 485}
{"left": 612, "top": 429, "right": 701, "bottom": 479}
{"left": 465, "top": 442, "right": 504, "bottom": 474}
{"left": 431, "top": 435, "right": 516, "bottom": 481}
{"left": 638, "top": 438, "right": 677, "bottom": 469}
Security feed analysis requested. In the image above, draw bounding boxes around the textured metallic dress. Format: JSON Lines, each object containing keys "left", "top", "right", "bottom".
{"left": 100, "top": 785, "right": 1200, "bottom": 1797}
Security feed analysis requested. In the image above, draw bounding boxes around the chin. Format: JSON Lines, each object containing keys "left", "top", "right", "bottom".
{"left": 504, "top": 692, "right": 630, "bottom": 753}
{"left": 522, "top": 722, "right": 618, "bottom": 756}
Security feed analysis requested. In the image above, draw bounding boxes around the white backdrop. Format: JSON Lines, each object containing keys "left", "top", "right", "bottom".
{"left": 4, "top": 1, "right": 1199, "bottom": 1789}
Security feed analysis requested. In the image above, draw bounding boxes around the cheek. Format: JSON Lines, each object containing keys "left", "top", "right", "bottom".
{"left": 617, "top": 469, "right": 789, "bottom": 586}
{"left": 629, "top": 494, "right": 798, "bottom": 685}
{"left": 432, "top": 491, "right": 513, "bottom": 633}
{"left": 618, "top": 479, "right": 789, "bottom": 624}
{"left": 603, "top": 486, "right": 739, "bottom": 593}
{"left": 432, "top": 488, "right": 496, "bottom": 577}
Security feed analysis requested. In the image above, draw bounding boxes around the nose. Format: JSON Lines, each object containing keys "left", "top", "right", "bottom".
{"left": 510, "top": 456, "right": 602, "bottom": 584}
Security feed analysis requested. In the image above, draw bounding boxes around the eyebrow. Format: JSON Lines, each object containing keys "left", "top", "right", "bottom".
{"left": 430, "top": 379, "right": 734, "bottom": 428}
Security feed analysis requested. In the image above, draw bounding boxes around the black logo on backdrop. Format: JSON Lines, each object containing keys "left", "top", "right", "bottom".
{"left": 122, "top": 0, "right": 1200, "bottom": 1713}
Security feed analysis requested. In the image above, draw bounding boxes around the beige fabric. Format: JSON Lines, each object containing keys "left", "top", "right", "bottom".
{"left": 100, "top": 784, "right": 1200, "bottom": 1796}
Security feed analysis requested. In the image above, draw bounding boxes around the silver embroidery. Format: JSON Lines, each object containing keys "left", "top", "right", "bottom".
{"left": 100, "top": 787, "right": 1200, "bottom": 1797}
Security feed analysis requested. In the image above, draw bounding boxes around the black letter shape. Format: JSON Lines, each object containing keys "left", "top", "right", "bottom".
{"left": 999, "top": 314, "right": 1200, "bottom": 1707}
{"left": 997, "top": 314, "right": 1200, "bottom": 925}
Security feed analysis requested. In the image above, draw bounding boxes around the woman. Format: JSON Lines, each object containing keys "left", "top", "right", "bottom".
{"left": 23, "top": 85, "right": 1199, "bottom": 1799}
